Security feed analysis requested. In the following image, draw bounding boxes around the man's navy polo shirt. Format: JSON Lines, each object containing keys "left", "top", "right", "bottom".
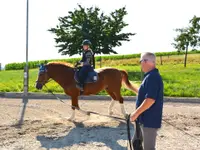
{"left": 136, "top": 68, "right": 164, "bottom": 128}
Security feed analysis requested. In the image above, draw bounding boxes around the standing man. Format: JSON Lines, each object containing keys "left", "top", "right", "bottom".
{"left": 130, "top": 52, "right": 164, "bottom": 150}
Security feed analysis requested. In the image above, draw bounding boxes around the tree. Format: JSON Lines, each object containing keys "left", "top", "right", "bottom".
{"left": 172, "top": 27, "right": 194, "bottom": 67}
{"left": 189, "top": 15, "right": 200, "bottom": 49}
{"left": 48, "top": 4, "right": 136, "bottom": 68}
{"left": 172, "top": 15, "right": 200, "bottom": 67}
{"left": 189, "top": 15, "right": 200, "bottom": 33}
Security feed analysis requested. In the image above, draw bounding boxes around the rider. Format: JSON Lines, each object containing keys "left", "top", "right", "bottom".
{"left": 76, "top": 39, "right": 95, "bottom": 92}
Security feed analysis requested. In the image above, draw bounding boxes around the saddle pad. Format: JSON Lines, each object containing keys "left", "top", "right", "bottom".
{"left": 74, "top": 71, "right": 99, "bottom": 83}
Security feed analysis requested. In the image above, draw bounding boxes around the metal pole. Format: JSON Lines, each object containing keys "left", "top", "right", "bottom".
{"left": 18, "top": 0, "right": 29, "bottom": 126}
{"left": 25, "top": 0, "right": 29, "bottom": 94}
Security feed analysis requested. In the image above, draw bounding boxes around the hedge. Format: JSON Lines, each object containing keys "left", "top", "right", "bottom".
{"left": 5, "top": 50, "right": 200, "bottom": 70}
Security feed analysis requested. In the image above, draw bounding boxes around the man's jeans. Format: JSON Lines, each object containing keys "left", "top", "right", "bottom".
{"left": 132, "top": 124, "right": 158, "bottom": 150}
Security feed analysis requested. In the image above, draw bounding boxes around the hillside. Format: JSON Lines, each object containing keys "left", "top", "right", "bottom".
{"left": 4, "top": 51, "right": 200, "bottom": 70}
{"left": 0, "top": 52, "right": 200, "bottom": 97}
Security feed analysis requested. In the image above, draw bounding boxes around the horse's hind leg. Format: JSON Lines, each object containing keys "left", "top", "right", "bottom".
{"left": 109, "top": 100, "right": 115, "bottom": 116}
{"left": 106, "top": 89, "right": 117, "bottom": 115}
{"left": 114, "top": 91, "right": 128, "bottom": 118}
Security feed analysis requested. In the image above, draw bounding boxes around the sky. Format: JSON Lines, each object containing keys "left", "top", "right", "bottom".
{"left": 0, "top": 0, "right": 200, "bottom": 66}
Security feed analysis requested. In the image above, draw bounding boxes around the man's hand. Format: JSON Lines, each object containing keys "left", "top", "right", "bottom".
{"left": 130, "top": 98, "right": 155, "bottom": 122}
{"left": 75, "top": 61, "right": 83, "bottom": 67}
{"left": 130, "top": 111, "right": 139, "bottom": 122}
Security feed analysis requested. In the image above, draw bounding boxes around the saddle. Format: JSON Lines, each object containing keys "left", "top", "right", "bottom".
{"left": 74, "top": 66, "right": 99, "bottom": 83}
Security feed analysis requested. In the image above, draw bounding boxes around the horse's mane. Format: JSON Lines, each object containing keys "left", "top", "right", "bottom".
{"left": 47, "top": 62, "right": 116, "bottom": 72}
{"left": 47, "top": 61, "right": 74, "bottom": 68}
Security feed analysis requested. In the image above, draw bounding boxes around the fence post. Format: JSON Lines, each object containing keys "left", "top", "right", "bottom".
{"left": 160, "top": 56, "right": 163, "bottom": 65}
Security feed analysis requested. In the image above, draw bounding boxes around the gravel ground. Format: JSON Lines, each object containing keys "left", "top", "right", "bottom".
{"left": 0, "top": 98, "right": 199, "bottom": 150}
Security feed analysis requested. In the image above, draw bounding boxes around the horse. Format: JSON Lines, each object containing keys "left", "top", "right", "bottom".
{"left": 35, "top": 62, "right": 138, "bottom": 121}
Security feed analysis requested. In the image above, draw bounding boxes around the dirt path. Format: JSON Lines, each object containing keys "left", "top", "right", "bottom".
{"left": 0, "top": 98, "right": 199, "bottom": 150}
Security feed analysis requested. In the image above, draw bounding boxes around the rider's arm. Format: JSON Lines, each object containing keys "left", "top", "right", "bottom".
{"left": 77, "top": 52, "right": 84, "bottom": 66}
{"left": 79, "top": 52, "right": 84, "bottom": 63}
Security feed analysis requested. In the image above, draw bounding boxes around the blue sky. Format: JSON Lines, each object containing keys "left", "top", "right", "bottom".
{"left": 0, "top": 0, "right": 200, "bottom": 66}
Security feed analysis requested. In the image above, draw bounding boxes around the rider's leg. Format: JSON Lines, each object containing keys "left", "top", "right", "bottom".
{"left": 78, "top": 66, "right": 89, "bottom": 91}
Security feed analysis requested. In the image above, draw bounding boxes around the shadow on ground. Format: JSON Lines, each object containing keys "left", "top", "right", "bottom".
{"left": 37, "top": 121, "right": 135, "bottom": 150}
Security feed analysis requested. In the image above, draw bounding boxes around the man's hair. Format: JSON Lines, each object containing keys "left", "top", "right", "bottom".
{"left": 141, "top": 52, "right": 156, "bottom": 63}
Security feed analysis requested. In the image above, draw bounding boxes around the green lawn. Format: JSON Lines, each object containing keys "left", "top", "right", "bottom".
{"left": 111, "top": 64, "right": 200, "bottom": 97}
{"left": 1, "top": 54, "right": 200, "bottom": 97}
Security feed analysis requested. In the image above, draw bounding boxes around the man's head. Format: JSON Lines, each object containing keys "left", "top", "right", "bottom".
{"left": 82, "top": 39, "right": 91, "bottom": 51}
{"left": 140, "top": 52, "right": 156, "bottom": 73}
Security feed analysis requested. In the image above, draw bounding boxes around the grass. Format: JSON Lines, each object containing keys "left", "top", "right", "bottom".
{"left": 0, "top": 53, "right": 200, "bottom": 97}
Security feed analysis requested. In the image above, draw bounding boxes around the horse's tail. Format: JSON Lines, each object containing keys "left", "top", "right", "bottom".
{"left": 120, "top": 70, "right": 138, "bottom": 93}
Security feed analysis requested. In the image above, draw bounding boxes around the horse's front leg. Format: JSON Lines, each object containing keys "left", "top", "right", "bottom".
{"left": 68, "top": 96, "right": 89, "bottom": 121}
{"left": 68, "top": 109, "right": 76, "bottom": 121}
{"left": 66, "top": 96, "right": 78, "bottom": 121}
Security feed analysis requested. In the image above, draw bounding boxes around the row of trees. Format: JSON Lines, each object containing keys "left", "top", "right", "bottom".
{"left": 48, "top": 4, "right": 200, "bottom": 68}
{"left": 172, "top": 16, "right": 200, "bottom": 67}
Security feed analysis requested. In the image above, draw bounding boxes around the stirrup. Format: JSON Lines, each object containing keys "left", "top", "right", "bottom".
{"left": 80, "top": 90, "right": 84, "bottom": 95}
{"left": 76, "top": 83, "right": 83, "bottom": 90}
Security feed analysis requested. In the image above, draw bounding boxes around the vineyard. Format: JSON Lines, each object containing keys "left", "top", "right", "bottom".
{"left": 4, "top": 51, "right": 200, "bottom": 70}
{"left": 0, "top": 51, "right": 200, "bottom": 97}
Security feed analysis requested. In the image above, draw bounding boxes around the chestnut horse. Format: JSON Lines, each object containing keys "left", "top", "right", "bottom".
{"left": 35, "top": 62, "right": 138, "bottom": 120}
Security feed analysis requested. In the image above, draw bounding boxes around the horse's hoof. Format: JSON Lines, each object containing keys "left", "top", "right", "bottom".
{"left": 67, "top": 119, "right": 73, "bottom": 122}
{"left": 66, "top": 117, "right": 74, "bottom": 122}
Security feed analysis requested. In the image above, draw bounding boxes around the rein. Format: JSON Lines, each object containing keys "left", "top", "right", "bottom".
{"left": 162, "top": 118, "right": 200, "bottom": 141}
{"left": 44, "top": 84, "right": 81, "bottom": 111}
{"left": 127, "top": 114, "right": 133, "bottom": 150}
{"left": 41, "top": 79, "right": 199, "bottom": 150}
{"left": 42, "top": 83, "right": 200, "bottom": 148}
{"left": 44, "top": 84, "right": 126, "bottom": 121}
{"left": 43, "top": 85, "right": 133, "bottom": 149}
{"left": 36, "top": 78, "right": 53, "bottom": 85}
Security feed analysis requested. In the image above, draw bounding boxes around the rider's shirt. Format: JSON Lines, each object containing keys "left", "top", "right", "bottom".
{"left": 80, "top": 49, "right": 94, "bottom": 67}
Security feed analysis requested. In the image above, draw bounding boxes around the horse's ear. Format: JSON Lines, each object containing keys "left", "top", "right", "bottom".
{"left": 38, "top": 62, "right": 47, "bottom": 72}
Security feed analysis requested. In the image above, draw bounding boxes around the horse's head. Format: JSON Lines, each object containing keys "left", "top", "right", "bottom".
{"left": 35, "top": 63, "right": 50, "bottom": 90}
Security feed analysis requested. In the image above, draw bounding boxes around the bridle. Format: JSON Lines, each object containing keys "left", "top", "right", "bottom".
{"left": 35, "top": 65, "right": 52, "bottom": 86}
